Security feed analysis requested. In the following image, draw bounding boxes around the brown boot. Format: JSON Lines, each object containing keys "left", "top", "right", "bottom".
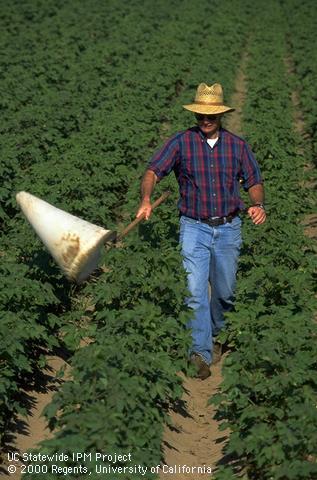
{"left": 190, "top": 353, "right": 211, "bottom": 380}
{"left": 212, "top": 341, "right": 222, "bottom": 364}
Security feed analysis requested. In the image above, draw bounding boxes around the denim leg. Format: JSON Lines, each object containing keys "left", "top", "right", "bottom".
{"left": 209, "top": 216, "right": 242, "bottom": 338}
{"left": 179, "top": 217, "right": 212, "bottom": 365}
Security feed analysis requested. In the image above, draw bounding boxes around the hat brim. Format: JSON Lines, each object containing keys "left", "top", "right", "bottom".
{"left": 183, "top": 104, "right": 235, "bottom": 114}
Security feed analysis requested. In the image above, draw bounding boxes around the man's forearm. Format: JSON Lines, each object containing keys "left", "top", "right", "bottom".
{"left": 141, "top": 169, "right": 158, "bottom": 201}
{"left": 248, "top": 183, "right": 265, "bottom": 205}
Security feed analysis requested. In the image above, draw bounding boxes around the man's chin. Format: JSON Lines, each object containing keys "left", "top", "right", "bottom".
{"left": 200, "top": 126, "right": 217, "bottom": 136}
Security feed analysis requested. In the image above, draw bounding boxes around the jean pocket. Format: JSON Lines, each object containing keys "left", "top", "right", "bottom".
{"left": 180, "top": 215, "right": 198, "bottom": 225}
{"left": 228, "top": 216, "right": 242, "bottom": 228}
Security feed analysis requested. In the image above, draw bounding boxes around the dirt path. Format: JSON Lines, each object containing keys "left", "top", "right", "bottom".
{"left": 225, "top": 50, "right": 249, "bottom": 136}
{"left": 1, "top": 355, "right": 70, "bottom": 480}
{"left": 160, "top": 363, "right": 229, "bottom": 479}
{"left": 285, "top": 55, "right": 317, "bottom": 241}
{"left": 159, "top": 53, "right": 249, "bottom": 480}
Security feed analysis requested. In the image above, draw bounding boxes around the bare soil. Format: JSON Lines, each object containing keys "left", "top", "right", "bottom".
{"left": 285, "top": 55, "right": 317, "bottom": 241}
{"left": 224, "top": 50, "right": 249, "bottom": 136}
{"left": 1, "top": 355, "right": 70, "bottom": 480}
{"left": 160, "top": 362, "right": 230, "bottom": 480}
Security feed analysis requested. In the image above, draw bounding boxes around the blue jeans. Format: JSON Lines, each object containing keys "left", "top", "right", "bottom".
{"left": 179, "top": 215, "right": 242, "bottom": 365}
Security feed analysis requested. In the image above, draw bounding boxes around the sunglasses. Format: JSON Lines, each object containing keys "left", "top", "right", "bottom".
{"left": 195, "top": 113, "right": 221, "bottom": 121}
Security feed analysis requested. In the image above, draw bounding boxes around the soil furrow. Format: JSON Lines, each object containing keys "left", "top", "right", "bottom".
{"left": 2, "top": 356, "right": 70, "bottom": 480}
{"left": 285, "top": 54, "right": 317, "bottom": 241}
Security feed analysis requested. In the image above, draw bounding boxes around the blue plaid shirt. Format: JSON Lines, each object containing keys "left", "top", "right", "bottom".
{"left": 148, "top": 126, "right": 262, "bottom": 218}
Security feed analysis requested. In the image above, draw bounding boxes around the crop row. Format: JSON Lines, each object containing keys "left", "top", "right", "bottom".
{"left": 1, "top": 0, "right": 253, "bottom": 474}
{"left": 1, "top": 0, "right": 168, "bottom": 444}
{"left": 282, "top": 0, "right": 317, "bottom": 167}
{"left": 212, "top": 1, "right": 317, "bottom": 479}
{"left": 25, "top": 1, "right": 254, "bottom": 477}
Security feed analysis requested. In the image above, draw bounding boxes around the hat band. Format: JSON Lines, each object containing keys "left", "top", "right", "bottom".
{"left": 194, "top": 101, "right": 224, "bottom": 106}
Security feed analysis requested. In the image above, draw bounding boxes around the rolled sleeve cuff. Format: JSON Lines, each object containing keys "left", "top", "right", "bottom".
{"left": 147, "top": 165, "right": 165, "bottom": 180}
{"left": 243, "top": 177, "right": 263, "bottom": 191}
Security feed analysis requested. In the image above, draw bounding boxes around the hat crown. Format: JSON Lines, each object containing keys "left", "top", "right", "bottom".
{"left": 182, "top": 82, "right": 234, "bottom": 114}
{"left": 195, "top": 83, "right": 223, "bottom": 105}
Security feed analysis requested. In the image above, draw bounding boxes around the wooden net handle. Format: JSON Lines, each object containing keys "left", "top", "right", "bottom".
{"left": 117, "top": 190, "right": 171, "bottom": 240}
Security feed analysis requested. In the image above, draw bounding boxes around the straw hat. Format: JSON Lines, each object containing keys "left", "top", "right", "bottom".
{"left": 183, "top": 83, "right": 235, "bottom": 115}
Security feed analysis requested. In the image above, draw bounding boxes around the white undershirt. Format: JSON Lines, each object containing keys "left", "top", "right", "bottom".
{"left": 207, "top": 137, "right": 218, "bottom": 149}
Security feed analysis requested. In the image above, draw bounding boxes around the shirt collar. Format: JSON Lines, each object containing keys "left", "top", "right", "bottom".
{"left": 194, "top": 125, "right": 224, "bottom": 142}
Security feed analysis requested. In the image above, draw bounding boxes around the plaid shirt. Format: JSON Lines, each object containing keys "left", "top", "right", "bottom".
{"left": 148, "top": 126, "right": 263, "bottom": 219}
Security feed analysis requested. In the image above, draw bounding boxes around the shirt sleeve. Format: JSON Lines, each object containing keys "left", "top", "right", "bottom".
{"left": 147, "top": 133, "right": 180, "bottom": 180}
{"left": 240, "top": 142, "right": 263, "bottom": 191}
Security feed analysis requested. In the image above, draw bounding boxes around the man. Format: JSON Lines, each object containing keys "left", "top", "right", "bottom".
{"left": 136, "top": 83, "right": 266, "bottom": 380}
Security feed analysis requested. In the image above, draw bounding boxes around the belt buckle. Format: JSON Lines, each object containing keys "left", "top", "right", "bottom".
{"left": 206, "top": 216, "right": 222, "bottom": 226}
{"left": 209, "top": 216, "right": 219, "bottom": 226}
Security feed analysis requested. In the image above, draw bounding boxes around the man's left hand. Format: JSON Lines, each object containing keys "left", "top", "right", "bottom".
{"left": 248, "top": 206, "right": 266, "bottom": 225}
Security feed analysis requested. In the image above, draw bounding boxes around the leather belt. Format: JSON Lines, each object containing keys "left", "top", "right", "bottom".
{"left": 200, "top": 211, "right": 238, "bottom": 227}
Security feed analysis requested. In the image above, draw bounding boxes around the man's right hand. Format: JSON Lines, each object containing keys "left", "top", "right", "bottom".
{"left": 136, "top": 199, "right": 152, "bottom": 220}
{"left": 136, "top": 170, "right": 158, "bottom": 220}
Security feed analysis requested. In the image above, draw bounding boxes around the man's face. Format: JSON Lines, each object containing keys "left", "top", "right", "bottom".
{"left": 195, "top": 113, "right": 222, "bottom": 138}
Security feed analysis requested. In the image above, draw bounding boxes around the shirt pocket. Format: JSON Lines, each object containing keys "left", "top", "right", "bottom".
{"left": 221, "top": 157, "right": 240, "bottom": 192}
{"left": 179, "top": 154, "right": 200, "bottom": 188}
